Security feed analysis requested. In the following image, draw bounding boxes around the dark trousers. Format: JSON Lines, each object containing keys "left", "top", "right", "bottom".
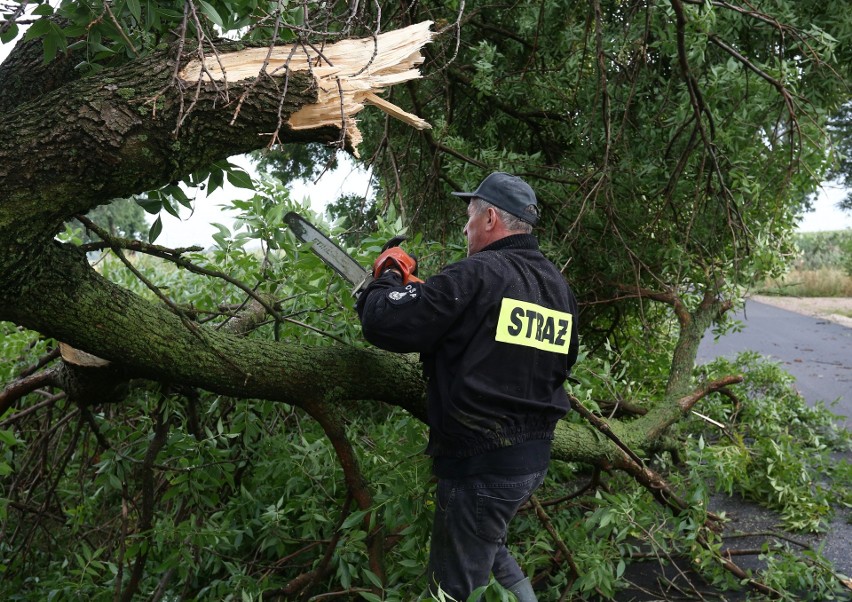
{"left": 426, "top": 470, "right": 546, "bottom": 599}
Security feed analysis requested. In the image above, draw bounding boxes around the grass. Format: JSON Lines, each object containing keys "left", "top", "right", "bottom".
{"left": 758, "top": 267, "right": 852, "bottom": 297}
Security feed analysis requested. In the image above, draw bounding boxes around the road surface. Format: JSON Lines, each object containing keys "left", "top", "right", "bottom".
{"left": 695, "top": 298, "right": 852, "bottom": 587}
{"left": 617, "top": 300, "right": 852, "bottom": 600}
{"left": 697, "top": 299, "right": 852, "bottom": 426}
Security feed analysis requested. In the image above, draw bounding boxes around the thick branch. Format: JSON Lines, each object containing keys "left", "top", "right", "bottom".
{"left": 0, "top": 242, "right": 428, "bottom": 418}
{"left": 0, "top": 22, "right": 433, "bottom": 274}
{"left": 551, "top": 375, "right": 743, "bottom": 465}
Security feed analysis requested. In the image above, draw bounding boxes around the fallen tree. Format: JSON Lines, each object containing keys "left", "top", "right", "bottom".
{"left": 1, "top": 1, "right": 851, "bottom": 599}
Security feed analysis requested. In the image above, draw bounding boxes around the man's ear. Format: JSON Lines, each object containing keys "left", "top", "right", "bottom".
{"left": 485, "top": 207, "right": 498, "bottom": 229}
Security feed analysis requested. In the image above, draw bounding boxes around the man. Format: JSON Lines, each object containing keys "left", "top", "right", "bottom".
{"left": 356, "top": 172, "right": 580, "bottom": 601}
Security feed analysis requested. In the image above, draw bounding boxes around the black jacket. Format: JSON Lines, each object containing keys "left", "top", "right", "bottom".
{"left": 357, "top": 234, "right": 579, "bottom": 476}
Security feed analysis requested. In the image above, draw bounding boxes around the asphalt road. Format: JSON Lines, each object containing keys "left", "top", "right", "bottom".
{"left": 696, "top": 298, "right": 852, "bottom": 589}
{"left": 617, "top": 300, "right": 852, "bottom": 600}
{"left": 697, "top": 299, "right": 852, "bottom": 426}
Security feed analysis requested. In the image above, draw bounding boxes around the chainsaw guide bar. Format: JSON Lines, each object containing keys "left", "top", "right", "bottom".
{"left": 284, "top": 212, "right": 373, "bottom": 296}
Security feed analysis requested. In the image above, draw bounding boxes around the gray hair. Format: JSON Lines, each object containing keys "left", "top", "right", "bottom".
{"left": 470, "top": 197, "right": 534, "bottom": 234}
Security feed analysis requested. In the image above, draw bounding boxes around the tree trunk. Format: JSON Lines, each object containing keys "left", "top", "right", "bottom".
{"left": 1, "top": 18, "right": 725, "bottom": 468}
{"left": 0, "top": 23, "right": 434, "bottom": 421}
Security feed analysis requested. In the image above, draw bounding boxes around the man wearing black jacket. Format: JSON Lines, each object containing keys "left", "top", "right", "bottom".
{"left": 356, "top": 172, "right": 580, "bottom": 601}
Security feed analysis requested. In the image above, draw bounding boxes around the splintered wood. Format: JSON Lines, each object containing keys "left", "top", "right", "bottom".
{"left": 59, "top": 343, "right": 111, "bottom": 368}
{"left": 178, "top": 22, "right": 434, "bottom": 153}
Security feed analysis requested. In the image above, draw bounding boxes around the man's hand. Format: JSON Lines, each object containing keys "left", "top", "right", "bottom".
{"left": 372, "top": 246, "right": 421, "bottom": 284}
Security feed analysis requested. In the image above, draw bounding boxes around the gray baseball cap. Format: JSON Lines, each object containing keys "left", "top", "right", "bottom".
{"left": 452, "top": 172, "right": 539, "bottom": 225}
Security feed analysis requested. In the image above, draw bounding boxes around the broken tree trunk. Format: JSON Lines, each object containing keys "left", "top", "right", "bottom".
{"left": 0, "top": 21, "right": 435, "bottom": 261}
{"left": 178, "top": 21, "right": 434, "bottom": 153}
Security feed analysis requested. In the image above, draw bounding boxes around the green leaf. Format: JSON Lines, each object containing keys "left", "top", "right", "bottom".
{"left": 163, "top": 184, "right": 191, "bottom": 205}
{"left": 136, "top": 197, "right": 163, "bottom": 214}
{"left": 197, "top": 0, "right": 224, "bottom": 29}
{"left": 226, "top": 168, "right": 255, "bottom": 190}
{"left": 32, "top": 3, "right": 55, "bottom": 16}
{"left": 23, "top": 19, "right": 52, "bottom": 42}
{"left": 208, "top": 166, "right": 225, "bottom": 194}
{"left": 0, "top": 23, "right": 19, "bottom": 44}
{"left": 42, "top": 34, "right": 59, "bottom": 63}
{"left": 148, "top": 216, "right": 163, "bottom": 243}
{"left": 126, "top": 0, "right": 142, "bottom": 22}
{"left": 362, "top": 568, "right": 383, "bottom": 589}
{"left": 145, "top": 0, "right": 160, "bottom": 30}
{"left": 0, "top": 429, "right": 18, "bottom": 446}
{"left": 161, "top": 198, "right": 181, "bottom": 218}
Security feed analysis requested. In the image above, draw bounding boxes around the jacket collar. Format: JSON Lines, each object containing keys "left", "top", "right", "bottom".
{"left": 481, "top": 233, "right": 539, "bottom": 253}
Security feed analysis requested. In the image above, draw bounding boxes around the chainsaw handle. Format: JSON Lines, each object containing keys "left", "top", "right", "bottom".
{"left": 381, "top": 235, "right": 408, "bottom": 252}
{"left": 372, "top": 246, "right": 422, "bottom": 284}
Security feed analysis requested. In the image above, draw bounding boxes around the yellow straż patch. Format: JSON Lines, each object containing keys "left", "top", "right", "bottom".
{"left": 495, "top": 298, "right": 573, "bottom": 354}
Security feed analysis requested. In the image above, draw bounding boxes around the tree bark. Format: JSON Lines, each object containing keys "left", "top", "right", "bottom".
{"left": 0, "top": 18, "right": 727, "bottom": 469}
{"left": 0, "top": 23, "right": 434, "bottom": 423}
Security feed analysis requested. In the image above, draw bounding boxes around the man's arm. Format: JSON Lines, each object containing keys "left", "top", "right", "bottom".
{"left": 356, "top": 264, "right": 475, "bottom": 353}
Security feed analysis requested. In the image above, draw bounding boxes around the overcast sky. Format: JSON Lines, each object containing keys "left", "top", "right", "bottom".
{"left": 797, "top": 182, "right": 852, "bottom": 233}
{"left": 152, "top": 154, "right": 374, "bottom": 248}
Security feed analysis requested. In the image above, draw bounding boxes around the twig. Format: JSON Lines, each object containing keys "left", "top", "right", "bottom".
{"left": 568, "top": 393, "right": 645, "bottom": 467}
{"left": 530, "top": 494, "right": 579, "bottom": 587}
{"left": 120, "top": 395, "right": 170, "bottom": 602}
{"left": 77, "top": 216, "right": 352, "bottom": 345}
{"left": 103, "top": 1, "right": 139, "bottom": 57}
{"left": 0, "top": 394, "right": 64, "bottom": 427}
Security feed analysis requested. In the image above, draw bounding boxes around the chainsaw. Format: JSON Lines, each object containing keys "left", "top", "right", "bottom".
{"left": 284, "top": 212, "right": 421, "bottom": 297}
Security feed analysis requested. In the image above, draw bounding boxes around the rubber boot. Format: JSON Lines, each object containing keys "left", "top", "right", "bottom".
{"left": 507, "top": 577, "right": 538, "bottom": 602}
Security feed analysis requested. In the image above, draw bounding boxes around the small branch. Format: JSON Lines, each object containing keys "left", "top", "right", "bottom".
{"left": 0, "top": 393, "right": 64, "bottom": 427}
{"left": 103, "top": 1, "right": 139, "bottom": 57}
{"left": 707, "top": 34, "right": 799, "bottom": 132}
{"left": 0, "top": 0, "right": 32, "bottom": 36}
{"left": 79, "top": 405, "right": 111, "bottom": 450}
{"left": 669, "top": 0, "right": 749, "bottom": 254}
{"left": 0, "top": 367, "right": 60, "bottom": 416}
{"left": 676, "top": 375, "right": 744, "bottom": 413}
{"left": 568, "top": 394, "right": 645, "bottom": 467}
{"left": 18, "top": 346, "right": 61, "bottom": 379}
{"left": 615, "top": 283, "right": 691, "bottom": 328}
{"left": 77, "top": 216, "right": 352, "bottom": 345}
{"left": 120, "top": 395, "right": 170, "bottom": 602}
{"left": 530, "top": 494, "right": 579, "bottom": 587}
{"left": 535, "top": 467, "right": 604, "bottom": 508}
{"left": 304, "top": 401, "right": 385, "bottom": 587}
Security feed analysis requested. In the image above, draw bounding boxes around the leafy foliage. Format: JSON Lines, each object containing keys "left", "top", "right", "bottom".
{"left": 3, "top": 0, "right": 852, "bottom": 600}
{"left": 790, "top": 231, "right": 852, "bottom": 272}
{"left": 688, "top": 353, "right": 851, "bottom": 532}
{"left": 358, "top": 0, "right": 852, "bottom": 367}
{"left": 827, "top": 101, "right": 852, "bottom": 211}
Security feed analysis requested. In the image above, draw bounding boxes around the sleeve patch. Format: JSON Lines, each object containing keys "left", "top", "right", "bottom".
{"left": 386, "top": 284, "right": 421, "bottom": 305}
{"left": 495, "top": 297, "right": 573, "bottom": 354}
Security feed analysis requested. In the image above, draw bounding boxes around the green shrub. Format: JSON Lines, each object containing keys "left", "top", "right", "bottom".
{"left": 793, "top": 231, "right": 852, "bottom": 271}
{"left": 757, "top": 231, "right": 852, "bottom": 296}
{"left": 843, "top": 234, "right": 852, "bottom": 276}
